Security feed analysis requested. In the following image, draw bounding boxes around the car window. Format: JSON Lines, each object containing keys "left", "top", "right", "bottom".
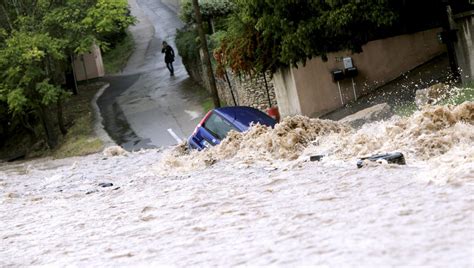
{"left": 203, "top": 112, "right": 238, "bottom": 140}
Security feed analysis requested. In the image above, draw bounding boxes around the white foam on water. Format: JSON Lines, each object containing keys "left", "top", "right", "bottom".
{"left": 158, "top": 101, "right": 473, "bottom": 184}
{"left": 0, "top": 102, "right": 472, "bottom": 266}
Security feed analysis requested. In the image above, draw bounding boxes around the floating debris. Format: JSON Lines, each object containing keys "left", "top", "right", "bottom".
{"left": 357, "top": 152, "right": 406, "bottom": 168}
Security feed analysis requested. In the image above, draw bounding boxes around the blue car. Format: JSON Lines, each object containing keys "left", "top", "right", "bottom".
{"left": 188, "top": 106, "right": 277, "bottom": 150}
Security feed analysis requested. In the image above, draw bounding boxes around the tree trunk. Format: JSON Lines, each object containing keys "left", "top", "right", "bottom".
{"left": 0, "top": 4, "right": 13, "bottom": 31}
{"left": 38, "top": 105, "right": 58, "bottom": 149}
{"left": 192, "top": 0, "right": 221, "bottom": 108}
{"left": 57, "top": 99, "right": 67, "bottom": 135}
{"left": 20, "top": 114, "right": 37, "bottom": 140}
{"left": 69, "top": 54, "right": 78, "bottom": 95}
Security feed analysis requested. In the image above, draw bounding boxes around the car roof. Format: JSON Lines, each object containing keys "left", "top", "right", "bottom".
{"left": 214, "top": 106, "right": 276, "bottom": 130}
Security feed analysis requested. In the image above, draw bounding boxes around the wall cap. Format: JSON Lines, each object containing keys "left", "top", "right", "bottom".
{"left": 454, "top": 10, "right": 474, "bottom": 20}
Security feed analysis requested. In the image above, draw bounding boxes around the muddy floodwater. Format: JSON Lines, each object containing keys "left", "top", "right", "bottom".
{"left": 1, "top": 103, "right": 473, "bottom": 266}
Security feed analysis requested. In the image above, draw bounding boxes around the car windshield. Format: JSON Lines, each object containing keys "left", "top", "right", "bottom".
{"left": 203, "top": 112, "right": 238, "bottom": 140}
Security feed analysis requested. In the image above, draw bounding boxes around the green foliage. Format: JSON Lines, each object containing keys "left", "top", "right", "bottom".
{"left": 180, "top": 0, "right": 236, "bottom": 25}
{"left": 103, "top": 30, "right": 134, "bottom": 74}
{"left": 216, "top": 0, "right": 397, "bottom": 74}
{"left": 0, "top": 0, "right": 135, "bottom": 149}
{"left": 0, "top": 31, "right": 65, "bottom": 116}
{"left": 176, "top": 28, "right": 200, "bottom": 62}
{"left": 42, "top": 0, "right": 135, "bottom": 53}
{"left": 176, "top": 26, "right": 221, "bottom": 74}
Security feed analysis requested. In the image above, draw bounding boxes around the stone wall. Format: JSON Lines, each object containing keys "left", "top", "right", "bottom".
{"left": 215, "top": 71, "right": 277, "bottom": 110}
{"left": 180, "top": 48, "right": 278, "bottom": 111}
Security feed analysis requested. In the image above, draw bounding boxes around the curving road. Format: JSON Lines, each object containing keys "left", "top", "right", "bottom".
{"left": 98, "top": 0, "right": 204, "bottom": 151}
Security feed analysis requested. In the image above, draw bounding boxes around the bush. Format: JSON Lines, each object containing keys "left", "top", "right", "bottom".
{"left": 175, "top": 27, "right": 200, "bottom": 62}
{"left": 179, "top": 0, "right": 235, "bottom": 26}
{"left": 102, "top": 30, "right": 134, "bottom": 74}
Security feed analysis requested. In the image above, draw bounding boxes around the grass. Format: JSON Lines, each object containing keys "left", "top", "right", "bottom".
{"left": 51, "top": 83, "right": 105, "bottom": 159}
{"left": 0, "top": 83, "right": 106, "bottom": 161}
{"left": 190, "top": 83, "right": 215, "bottom": 112}
{"left": 393, "top": 102, "right": 418, "bottom": 117}
{"left": 200, "top": 95, "right": 229, "bottom": 112}
{"left": 393, "top": 86, "right": 474, "bottom": 117}
{"left": 439, "top": 86, "right": 474, "bottom": 105}
{"left": 202, "top": 98, "right": 214, "bottom": 112}
{"left": 102, "top": 31, "right": 134, "bottom": 74}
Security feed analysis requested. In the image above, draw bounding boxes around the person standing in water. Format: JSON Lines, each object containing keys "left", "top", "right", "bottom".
{"left": 161, "top": 41, "right": 175, "bottom": 76}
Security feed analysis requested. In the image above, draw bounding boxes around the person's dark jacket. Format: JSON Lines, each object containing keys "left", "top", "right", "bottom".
{"left": 162, "top": 45, "right": 175, "bottom": 64}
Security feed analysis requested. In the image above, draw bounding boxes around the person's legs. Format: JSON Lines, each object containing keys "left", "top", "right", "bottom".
{"left": 166, "top": 62, "right": 174, "bottom": 76}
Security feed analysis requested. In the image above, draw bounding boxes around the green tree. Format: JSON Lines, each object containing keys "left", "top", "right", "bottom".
{"left": 216, "top": 0, "right": 397, "bottom": 74}
{"left": 180, "top": 0, "right": 235, "bottom": 32}
{"left": 0, "top": 0, "right": 134, "bottom": 149}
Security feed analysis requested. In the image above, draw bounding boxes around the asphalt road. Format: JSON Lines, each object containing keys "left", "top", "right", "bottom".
{"left": 98, "top": 0, "right": 204, "bottom": 151}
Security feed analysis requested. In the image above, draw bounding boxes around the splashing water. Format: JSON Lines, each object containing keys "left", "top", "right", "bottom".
{"left": 157, "top": 102, "right": 474, "bottom": 185}
{"left": 1, "top": 103, "right": 473, "bottom": 267}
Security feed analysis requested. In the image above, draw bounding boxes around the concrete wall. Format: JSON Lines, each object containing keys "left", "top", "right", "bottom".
{"left": 272, "top": 28, "right": 447, "bottom": 118}
{"left": 272, "top": 68, "right": 301, "bottom": 116}
{"left": 453, "top": 11, "right": 474, "bottom": 84}
{"left": 72, "top": 45, "right": 105, "bottom": 82}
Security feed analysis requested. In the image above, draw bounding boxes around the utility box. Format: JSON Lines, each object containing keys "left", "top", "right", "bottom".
{"left": 72, "top": 44, "right": 105, "bottom": 81}
{"left": 343, "top": 57, "right": 354, "bottom": 69}
{"left": 331, "top": 69, "right": 344, "bottom": 82}
{"left": 345, "top": 67, "right": 359, "bottom": 78}
{"left": 343, "top": 57, "right": 358, "bottom": 78}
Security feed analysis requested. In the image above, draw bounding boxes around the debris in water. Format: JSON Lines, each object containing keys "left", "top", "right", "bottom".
{"left": 98, "top": 182, "right": 114, "bottom": 188}
{"left": 357, "top": 152, "right": 406, "bottom": 168}
{"left": 86, "top": 190, "right": 98, "bottom": 195}
{"left": 310, "top": 155, "right": 326, "bottom": 162}
{"left": 103, "top": 146, "right": 127, "bottom": 157}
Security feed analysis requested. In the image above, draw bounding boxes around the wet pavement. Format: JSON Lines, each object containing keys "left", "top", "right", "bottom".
{"left": 98, "top": 0, "right": 204, "bottom": 151}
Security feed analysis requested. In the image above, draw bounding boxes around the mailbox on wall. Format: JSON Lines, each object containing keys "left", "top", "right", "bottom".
{"left": 343, "top": 57, "right": 358, "bottom": 78}
{"left": 345, "top": 67, "right": 358, "bottom": 78}
{"left": 331, "top": 69, "right": 345, "bottom": 82}
{"left": 343, "top": 57, "right": 354, "bottom": 69}
{"left": 342, "top": 57, "right": 359, "bottom": 78}
{"left": 330, "top": 57, "right": 359, "bottom": 82}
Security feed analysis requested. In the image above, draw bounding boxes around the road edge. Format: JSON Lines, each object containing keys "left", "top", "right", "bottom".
{"left": 91, "top": 83, "right": 116, "bottom": 148}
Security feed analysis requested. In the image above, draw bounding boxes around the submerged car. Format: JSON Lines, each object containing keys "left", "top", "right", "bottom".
{"left": 188, "top": 106, "right": 277, "bottom": 150}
